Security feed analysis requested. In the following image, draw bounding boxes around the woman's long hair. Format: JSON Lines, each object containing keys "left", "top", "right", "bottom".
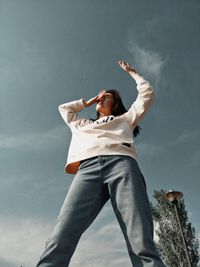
{"left": 95, "top": 89, "right": 141, "bottom": 137}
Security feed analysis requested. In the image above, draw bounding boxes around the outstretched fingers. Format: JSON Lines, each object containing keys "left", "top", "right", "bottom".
{"left": 118, "top": 60, "right": 136, "bottom": 73}
{"left": 97, "top": 90, "right": 106, "bottom": 100}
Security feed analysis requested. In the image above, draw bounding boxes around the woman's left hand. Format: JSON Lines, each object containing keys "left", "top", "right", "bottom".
{"left": 118, "top": 61, "right": 137, "bottom": 74}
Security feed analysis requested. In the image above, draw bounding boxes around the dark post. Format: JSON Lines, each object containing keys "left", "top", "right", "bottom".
{"left": 165, "top": 190, "right": 192, "bottom": 267}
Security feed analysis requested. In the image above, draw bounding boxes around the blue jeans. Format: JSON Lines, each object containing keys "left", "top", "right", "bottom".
{"left": 36, "top": 155, "right": 165, "bottom": 267}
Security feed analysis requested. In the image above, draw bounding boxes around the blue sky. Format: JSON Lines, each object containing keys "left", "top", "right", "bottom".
{"left": 0, "top": 0, "right": 200, "bottom": 266}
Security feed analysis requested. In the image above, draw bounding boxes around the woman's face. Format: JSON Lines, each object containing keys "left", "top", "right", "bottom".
{"left": 96, "top": 92, "right": 114, "bottom": 117}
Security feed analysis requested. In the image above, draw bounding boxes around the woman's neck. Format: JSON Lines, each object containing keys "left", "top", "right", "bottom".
{"left": 99, "top": 112, "right": 112, "bottom": 118}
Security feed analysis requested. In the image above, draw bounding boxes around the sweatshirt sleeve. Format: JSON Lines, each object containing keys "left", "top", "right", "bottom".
{"left": 122, "top": 74, "right": 155, "bottom": 127}
{"left": 58, "top": 99, "right": 85, "bottom": 127}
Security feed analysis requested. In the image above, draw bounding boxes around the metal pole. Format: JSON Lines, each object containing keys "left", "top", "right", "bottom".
{"left": 172, "top": 199, "right": 192, "bottom": 267}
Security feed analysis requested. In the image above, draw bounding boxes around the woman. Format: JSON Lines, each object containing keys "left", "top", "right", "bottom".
{"left": 36, "top": 61, "right": 165, "bottom": 267}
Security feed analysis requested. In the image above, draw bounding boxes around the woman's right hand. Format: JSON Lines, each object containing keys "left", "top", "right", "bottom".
{"left": 83, "top": 90, "right": 106, "bottom": 107}
{"left": 97, "top": 90, "right": 106, "bottom": 101}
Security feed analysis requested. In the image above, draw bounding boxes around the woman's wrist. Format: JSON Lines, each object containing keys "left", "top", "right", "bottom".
{"left": 83, "top": 96, "right": 98, "bottom": 107}
{"left": 127, "top": 66, "right": 137, "bottom": 74}
{"left": 82, "top": 99, "right": 87, "bottom": 107}
{"left": 129, "top": 70, "right": 141, "bottom": 80}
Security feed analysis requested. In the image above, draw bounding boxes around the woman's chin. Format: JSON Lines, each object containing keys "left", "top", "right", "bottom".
{"left": 96, "top": 104, "right": 103, "bottom": 112}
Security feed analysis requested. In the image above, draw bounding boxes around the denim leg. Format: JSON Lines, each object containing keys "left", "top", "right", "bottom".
{"left": 105, "top": 156, "right": 165, "bottom": 267}
{"left": 36, "top": 157, "right": 109, "bottom": 267}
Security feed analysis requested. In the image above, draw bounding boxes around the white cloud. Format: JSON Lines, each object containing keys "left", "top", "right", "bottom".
{"left": 188, "top": 151, "right": 200, "bottom": 167}
{"left": 126, "top": 34, "right": 166, "bottom": 87}
{"left": 137, "top": 142, "right": 164, "bottom": 156}
{"left": 0, "top": 203, "right": 162, "bottom": 267}
{"left": 0, "top": 215, "right": 54, "bottom": 267}
{"left": 68, "top": 204, "right": 130, "bottom": 267}
{"left": 173, "top": 130, "right": 200, "bottom": 145}
{"left": 0, "top": 40, "right": 51, "bottom": 90}
{"left": 71, "top": 222, "right": 131, "bottom": 267}
{"left": 0, "top": 206, "right": 130, "bottom": 267}
{"left": 0, "top": 125, "right": 68, "bottom": 151}
{"left": 171, "top": 130, "right": 200, "bottom": 167}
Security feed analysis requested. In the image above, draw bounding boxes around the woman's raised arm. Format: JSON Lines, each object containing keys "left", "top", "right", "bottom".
{"left": 118, "top": 60, "right": 155, "bottom": 127}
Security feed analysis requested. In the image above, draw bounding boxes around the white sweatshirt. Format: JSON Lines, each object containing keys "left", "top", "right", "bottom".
{"left": 58, "top": 74, "right": 154, "bottom": 174}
